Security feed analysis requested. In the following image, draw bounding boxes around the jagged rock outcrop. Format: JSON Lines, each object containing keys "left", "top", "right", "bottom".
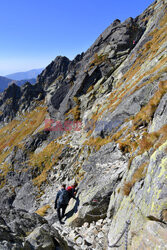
{"left": 0, "top": 0, "right": 166, "bottom": 249}
{"left": 0, "top": 82, "right": 44, "bottom": 123}
{"left": 37, "top": 56, "right": 70, "bottom": 90}
{"left": 0, "top": 208, "right": 74, "bottom": 249}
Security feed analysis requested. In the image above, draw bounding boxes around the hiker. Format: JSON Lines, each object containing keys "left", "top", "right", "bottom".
{"left": 54, "top": 184, "right": 68, "bottom": 224}
{"left": 55, "top": 183, "right": 78, "bottom": 224}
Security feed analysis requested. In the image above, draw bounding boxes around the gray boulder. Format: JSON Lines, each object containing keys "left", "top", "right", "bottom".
{"left": 12, "top": 182, "right": 37, "bottom": 211}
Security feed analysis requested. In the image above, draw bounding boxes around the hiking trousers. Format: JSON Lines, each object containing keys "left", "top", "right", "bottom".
{"left": 57, "top": 204, "right": 68, "bottom": 222}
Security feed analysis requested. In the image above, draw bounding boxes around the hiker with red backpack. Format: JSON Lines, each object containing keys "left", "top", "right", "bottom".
{"left": 54, "top": 182, "right": 78, "bottom": 224}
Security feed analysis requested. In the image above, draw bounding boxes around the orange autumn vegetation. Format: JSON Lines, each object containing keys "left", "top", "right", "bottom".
{"left": 31, "top": 141, "right": 64, "bottom": 187}
{"left": 0, "top": 106, "right": 47, "bottom": 164}
{"left": 133, "top": 81, "right": 167, "bottom": 129}
{"left": 84, "top": 136, "right": 112, "bottom": 151}
{"left": 0, "top": 106, "right": 47, "bottom": 188}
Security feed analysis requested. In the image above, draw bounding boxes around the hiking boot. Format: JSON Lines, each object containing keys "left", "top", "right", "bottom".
{"left": 59, "top": 220, "right": 65, "bottom": 225}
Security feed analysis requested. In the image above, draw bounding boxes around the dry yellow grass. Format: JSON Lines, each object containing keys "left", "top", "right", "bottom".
{"left": 133, "top": 81, "right": 167, "bottom": 129}
{"left": 35, "top": 204, "right": 50, "bottom": 216}
{"left": 71, "top": 106, "right": 80, "bottom": 120}
{"left": 138, "top": 132, "right": 160, "bottom": 154}
{"left": 73, "top": 96, "right": 80, "bottom": 105}
{"left": 84, "top": 136, "right": 112, "bottom": 151}
{"left": 123, "top": 12, "right": 167, "bottom": 83}
{"left": 118, "top": 141, "right": 131, "bottom": 154}
{"left": 111, "top": 126, "right": 128, "bottom": 141}
{"left": 89, "top": 53, "right": 107, "bottom": 67}
{"left": 116, "top": 133, "right": 139, "bottom": 155}
{"left": 87, "top": 85, "right": 94, "bottom": 93}
{"left": 0, "top": 106, "right": 47, "bottom": 156}
{"left": 147, "top": 124, "right": 167, "bottom": 151}
{"left": 0, "top": 106, "right": 47, "bottom": 186}
{"left": 65, "top": 105, "right": 81, "bottom": 121}
{"left": 122, "top": 182, "right": 132, "bottom": 196}
{"left": 31, "top": 141, "right": 64, "bottom": 187}
{"left": 73, "top": 159, "right": 86, "bottom": 183}
{"left": 117, "top": 123, "right": 167, "bottom": 173}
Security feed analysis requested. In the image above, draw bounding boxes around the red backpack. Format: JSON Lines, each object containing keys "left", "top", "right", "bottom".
{"left": 66, "top": 186, "right": 74, "bottom": 191}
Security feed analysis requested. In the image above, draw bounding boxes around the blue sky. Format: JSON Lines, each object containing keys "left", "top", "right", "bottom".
{"left": 0, "top": 0, "right": 154, "bottom": 75}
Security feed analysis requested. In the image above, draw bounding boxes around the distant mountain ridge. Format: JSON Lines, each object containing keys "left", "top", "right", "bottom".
{"left": 6, "top": 68, "right": 44, "bottom": 80}
{"left": 0, "top": 75, "right": 36, "bottom": 92}
{"left": 0, "top": 68, "right": 43, "bottom": 92}
{"left": 0, "top": 76, "right": 12, "bottom": 92}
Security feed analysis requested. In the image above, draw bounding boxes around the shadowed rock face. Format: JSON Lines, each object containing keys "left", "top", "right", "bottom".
{"left": 0, "top": 0, "right": 166, "bottom": 249}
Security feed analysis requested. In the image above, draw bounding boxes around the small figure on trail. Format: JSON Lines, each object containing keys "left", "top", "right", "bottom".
{"left": 54, "top": 184, "right": 67, "bottom": 224}
{"left": 54, "top": 182, "right": 78, "bottom": 224}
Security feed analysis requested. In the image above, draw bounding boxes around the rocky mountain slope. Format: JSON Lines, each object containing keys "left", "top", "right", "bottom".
{"left": 0, "top": 0, "right": 166, "bottom": 249}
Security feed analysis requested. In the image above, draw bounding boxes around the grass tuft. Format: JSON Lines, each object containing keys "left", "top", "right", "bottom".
{"left": 89, "top": 53, "right": 107, "bottom": 68}
{"left": 84, "top": 136, "right": 112, "bottom": 151}
{"left": 35, "top": 204, "right": 50, "bottom": 216}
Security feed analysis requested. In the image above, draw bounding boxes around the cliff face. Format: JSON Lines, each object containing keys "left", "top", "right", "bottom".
{"left": 0, "top": 0, "right": 166, "bottom": 249}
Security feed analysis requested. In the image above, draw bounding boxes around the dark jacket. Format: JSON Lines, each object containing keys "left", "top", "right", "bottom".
{"left": 55, "top": 187, "right": 77, "bottom": 209}
{"left": 57, "top": 189, "right": 71, "bottom": 209}
{"left": 55, "top": 188, "right": 66, "bottom": 208}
